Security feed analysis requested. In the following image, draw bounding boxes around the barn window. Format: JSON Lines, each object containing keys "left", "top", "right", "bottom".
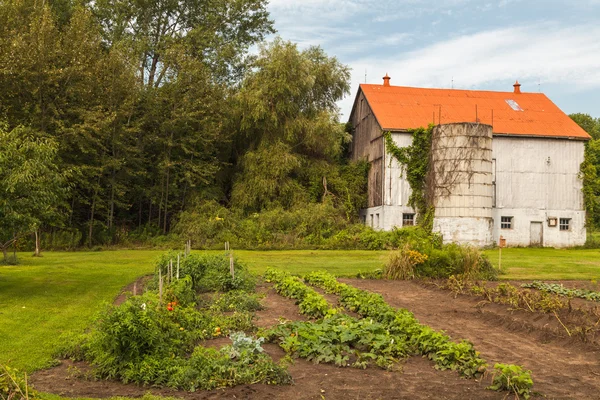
{"left": 559, "top": 218, "right": 571, "bottom": 231}
{"left": 362, "top": 215, "right": 366, "bottom": 225}
{"left": 370, "top": 214, "right": 374, "bottom": 227}
{"left": 500, "top": 216, "right": 513, "bottom": 229}
{"left": 402, "top": 213, "right": 415, "bottom": 226}
{"left": 376, "top": 213, "right": 380, "bottom": 228}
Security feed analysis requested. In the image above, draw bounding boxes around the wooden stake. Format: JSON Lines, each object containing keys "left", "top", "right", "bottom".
{"left": 133, "top": 282, "right": 137, "bottom": 296}
{"left": 159, "top": 270, "right": 163, "bottom": 305}
{"left": 170, "top": 259, "right": 173, "bottom": 282}
{"left": 177, "top": 254, "right": 180, "bottom": 279}
{"left": 229, "top": 251, "right": 235, "bottom": 280}
{"left": 499, "top": 247, "right": 502, "bottom": 272}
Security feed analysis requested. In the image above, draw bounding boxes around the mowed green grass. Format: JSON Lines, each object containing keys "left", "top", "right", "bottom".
{"left": 1, "top": 247, "right": 599, "bottom": 374}
{"left": 0, "top": 249, "right": 387, "bottom": 372}
{"left": 483, "top": 247, "right": 600, "bottom": 280}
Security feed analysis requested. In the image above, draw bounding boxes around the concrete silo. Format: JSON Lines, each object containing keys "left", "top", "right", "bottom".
{"left": 430, "top": 123, "right": 494, "bottom": 246}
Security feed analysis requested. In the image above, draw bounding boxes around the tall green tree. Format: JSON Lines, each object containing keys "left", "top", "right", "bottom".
{"left": 570, "top": 113, "right": 600, "bottom": 140}
{"left": 230, "top": 39, "right": 352, "bottom": 213}
{"left": 0, "top": 124, "right": 68, "bottom": 262}
{"left": 572, "top": 113, "right": 600, "bottom": 229}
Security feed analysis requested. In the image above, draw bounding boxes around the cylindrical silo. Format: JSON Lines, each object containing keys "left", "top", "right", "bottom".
{"left": 430, "top": 123, "right": 493, "bottom": 246}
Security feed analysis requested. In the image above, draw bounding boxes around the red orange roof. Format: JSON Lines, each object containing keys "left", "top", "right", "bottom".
{"left": 358, "top": 83, "right": 591, "bottom": 140}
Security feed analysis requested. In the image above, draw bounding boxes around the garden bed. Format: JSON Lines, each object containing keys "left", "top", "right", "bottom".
{"left": 29, "top": 276, "right": 600, "bottom": 399}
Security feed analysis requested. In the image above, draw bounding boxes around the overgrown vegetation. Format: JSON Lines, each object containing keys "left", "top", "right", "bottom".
{"left": 382, "top": 232, "right": 498, "bottom": 280}
{"left": 0, "top": 0, "right": 372, "bottom": 254}
{"left": 61, "top": 253, "right": 291, "bottom": 391}
{"left": 571, "top": 113, "right": 600, "bottom": 232}
{"left": 383, "top": 126, "right": 435, "bottom": 230}
{"left": 0, "top": 364, "right": 37, "bottom": 399}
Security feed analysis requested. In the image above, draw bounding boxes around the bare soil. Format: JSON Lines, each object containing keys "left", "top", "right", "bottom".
{"left": 31, "top": 278, "right": 600, "bottom": 399}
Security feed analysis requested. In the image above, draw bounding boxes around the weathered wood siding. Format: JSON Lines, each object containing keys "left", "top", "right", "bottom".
{"left": 350, "top": 90, "right": 384, "bottom": 207}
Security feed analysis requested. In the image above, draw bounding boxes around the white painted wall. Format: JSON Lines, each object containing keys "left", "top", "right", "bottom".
{"left": 361, "top": 132, "right": 587, "bottom": 247}
{"left": 492, "top": 137, "right": 586, "bottom": 247}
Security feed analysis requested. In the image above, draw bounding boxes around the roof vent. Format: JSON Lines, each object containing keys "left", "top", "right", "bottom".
{"left": 513, "top": 80, "right": 521, "bottom": 94}
{"left": 383, "top": 73, "right": 391, "bottom": 87}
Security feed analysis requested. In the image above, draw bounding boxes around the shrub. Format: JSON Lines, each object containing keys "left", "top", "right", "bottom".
{"left": 488, "top": 363, "right": 534, "bottom": 399}
{"left": 153, "top": 253, "right": 256, "bottom": 293}
{"left": 0, "top": 364, "right": 38, "bottom": 399}
{"left": 205, "top": 290, "right": 264, "bottom": 312}
{"left": 383, "top": 244, "right": 428, "bottom": 280}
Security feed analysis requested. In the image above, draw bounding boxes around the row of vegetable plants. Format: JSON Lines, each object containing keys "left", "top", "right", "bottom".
{"left": 443, "top": 277, "right": 568, "bottom": 313}
{"left": 59, "top": 253, "right": 292, "bottom": 391}
{"left": 522, "top": 281, "right": 600, "bottom": 302}
{"left": 302, "top": 271, "right": 487, "bottom": 378}
{"left": 263, "top": 268, "right": 409, "bottom": 369}
{"left": 302, "top": 271, "right": 535, "bottom": 398}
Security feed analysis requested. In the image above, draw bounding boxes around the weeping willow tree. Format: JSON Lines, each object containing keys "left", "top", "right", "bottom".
{"left": 229, "top": 38, "right": 360, "bottom": 214}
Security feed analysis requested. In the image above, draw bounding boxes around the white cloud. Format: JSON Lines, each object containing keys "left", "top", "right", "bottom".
{"left": 337, "top": 23, "right": 600, "bottom": 118}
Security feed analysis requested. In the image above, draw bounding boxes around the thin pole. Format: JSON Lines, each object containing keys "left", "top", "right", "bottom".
{"left": 159, "top": 269, "right": 163, "bottom": 305}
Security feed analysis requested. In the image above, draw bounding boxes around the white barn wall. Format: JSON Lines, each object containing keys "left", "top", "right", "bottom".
{"left": 492, "top": 137, "right": 586, "bottom": 247}
{"left": 361, "top": 133, "right": 586, "bottom": 247}
{"left": 359, "top": 132, "right": 415, "bottom": 230}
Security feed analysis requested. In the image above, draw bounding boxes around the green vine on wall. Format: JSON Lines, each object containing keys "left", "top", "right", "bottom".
{"left": 383, "top": 125, "right": 435, "bottom": 231}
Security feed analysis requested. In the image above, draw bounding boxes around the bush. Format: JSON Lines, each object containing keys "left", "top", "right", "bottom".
{"left": 0, "top": 364, "right": 38, "bottom": 399}
{"left": 383, "top": 244, "right": 428, "bottom": 280}
{"left": 487, "top": 363, "right": 534, "bottom": 399}
{"left": 205, "top": 290, "right": 264, "bottom": 312}
{"left": 153, "top": 253, "right": 256, "bottom": 293}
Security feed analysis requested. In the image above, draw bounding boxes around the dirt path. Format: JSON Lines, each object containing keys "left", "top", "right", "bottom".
{"left": 342, "top": 279, "right": 600, "bottom": 400}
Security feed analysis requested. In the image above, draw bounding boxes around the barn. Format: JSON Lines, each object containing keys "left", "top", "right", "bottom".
{"left": 348, "top": 75, "right": 591, "bottom": 247}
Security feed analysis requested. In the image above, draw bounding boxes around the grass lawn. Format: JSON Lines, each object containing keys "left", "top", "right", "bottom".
{"left": 483, "top": 247, "right": 600, "bottom": 280}
{"left": 0, "top": 249, "right": 387, "bottom": 373}
{"left": 1, "top": 247, "right": 599, "bottom": 376}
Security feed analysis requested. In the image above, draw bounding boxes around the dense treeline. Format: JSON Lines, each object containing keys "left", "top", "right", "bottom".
{"left": 0, "top": 0, "right": 369, "bottom": 254}
{"left": 571, "top": 113, "right": 600, "bottom": 230}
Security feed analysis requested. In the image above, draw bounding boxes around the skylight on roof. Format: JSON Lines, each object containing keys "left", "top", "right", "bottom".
{"left": 505, "top": 99, "right": 523, "bottom": 111}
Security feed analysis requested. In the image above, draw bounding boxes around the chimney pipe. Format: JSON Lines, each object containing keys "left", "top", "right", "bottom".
{"left": 513, "top": 80, "right": 521, "bottom": 94}
{"left": 383, "top": 73, "right": 391, "bottom": 87}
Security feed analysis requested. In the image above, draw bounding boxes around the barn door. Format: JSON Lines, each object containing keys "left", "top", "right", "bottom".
{"left": 530, "top": 222, "right": 543, "bottom": 247}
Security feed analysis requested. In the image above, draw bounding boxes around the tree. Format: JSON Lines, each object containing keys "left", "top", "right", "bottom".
{"left": 571, "top": 113, "right": 600, "bottom": 230}
{"left": 0, "top": 124, "right": 69, "bottom": 262}
{"left": 570, "top": 113, "right": 600, "bottom": 140}
{"left": 230, "top": 39, "right": 352, "bottom": 212}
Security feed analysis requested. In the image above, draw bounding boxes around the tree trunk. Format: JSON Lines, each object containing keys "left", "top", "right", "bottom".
{"left": 2, "top": 247, "right": 7, "bottom": 263}
{"left": 88, "top": 187, "right": 98, "bottom": 248}
{"left": 163, "top": 164, "right": 170, "bottom": 234}
{"left": 158, "top": 177, "right": 164, "bottom": 228}
{"left": 148, "top": 200, "right": 153, "bottom": 226}
{"left": 34, "top": 229, "right": 41, "bottom": 257}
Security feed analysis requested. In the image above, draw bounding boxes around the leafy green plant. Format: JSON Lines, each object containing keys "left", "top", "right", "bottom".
{"left": 0, "top": 364, "right": 38, "bottom": 399}
{"left": 487, "top": 363, "right": 534, "bottom": 399}
{"left": 523, "top": 281, "right": 600, "bottom": 302}
{"left": 264, "top": 314, "right": 408, "bottom": 370}
{"left": 205, "top": 290, "right": 264, "bottom": 312}
{"left": 264, "top": 268, "right": 330, "bottom": 318}
{"left": 303, "top": 270, "right": 488, "bottom": 378}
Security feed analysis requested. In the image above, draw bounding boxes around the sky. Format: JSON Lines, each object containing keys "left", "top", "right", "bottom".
{"left": 266, "top": 0, "right": 600, "bottom": 120}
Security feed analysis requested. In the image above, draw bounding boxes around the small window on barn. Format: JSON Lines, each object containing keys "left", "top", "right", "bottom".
{"left": 500, "top": 216, "right": 513, "bottom": 229}
{"left": 362, "top": 215, "right": 366, "bottom": 225}
{"left": 376, "top": 213, "right": 380, "bottom": 228}
{"left": 559, "top": 218, "right": 571, "bottom": 231}
{"left": 402, "top": 213, "right": 415, "bottom": 226}
{"left": 370, "top": 214, "right": 374, "bottom": 227}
